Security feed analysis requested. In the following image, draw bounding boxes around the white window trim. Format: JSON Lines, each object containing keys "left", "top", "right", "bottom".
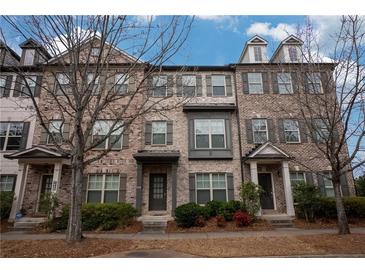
{"left": 307, "top": 72, "right": 323, "bottom": 94}
{"left": 277, "top": 73, "right": 293, "bottom": 94}
{"left": 115, "top": 73, "right": 129, "bottom": 94}
{"left": 194, "top": 119, "right": 226, "bottom": 149}
{"left": 46, "top": 120, "right": 64, "bottom": 145}
{"left": 182, "top": 75, "right": 197, "bottom": 96}
{"left": 248, "top": 73, "right": 263, "bottom": 94}
{"left": 0, "top": 122, "right": 24, "bottom": 151}
{"left": 151, "top": 121, "right": 167, "bottom": 145}
{"left": 252, "top": 119, "right": 268, "bottom": 144}
{"left": 86, "top": 174, "right": 120, "bottom": 203}
{"left": 290, "top": 172, "right": 307, "bottom": 185}
{"left": 92, "top": 120, "right": 124, "bottom": 150}
{"left": 283, "top": 119, "right": 301, "bottom": 143}
{"left": 211, "top": 75, "right": 226, "bottom": 97}
{"left": 153, "top": 75, "right": 168, "bottom": 97}
{"left": 195, "top": 173, "right": 228, "bottom": 204}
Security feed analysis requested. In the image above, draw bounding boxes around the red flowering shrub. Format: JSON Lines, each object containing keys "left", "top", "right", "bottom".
{"left": 216, "top": 214, "right": 226, "bottom": 227}
{"left": 233, "top": 211, "right": 252, "bottom": 227}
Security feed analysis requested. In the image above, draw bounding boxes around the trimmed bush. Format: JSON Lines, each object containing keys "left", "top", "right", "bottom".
{"left": 293, "top": 181, "right": 321, "bottom": 222}
{"left": 218, "top": 200, "right": 242, "bottom": 221}
{"left": 52, "top": 205, "right": 69, "bottom": 231}
{"left": 355, "top": 175, "right": 365, "bottom": 196}
{"left": 52, "top": 203, "right": 137, "bottom": 231}
{"left": 240, "top": 181, "right": 262, "bottom": 216}
{"left": 233, "top": 211, "right": 252, "bottom": 227}
{"left": 174, "top": 203, "right": 203, "bottom": 228}
{"left": 315, "top": 197, "right": 365, "bottom": 219}
{"left": 0, "top": 191, "right": 14, "bottom": 220}
{"left": 206, "top": 200, "right": 225, "bottom": 217}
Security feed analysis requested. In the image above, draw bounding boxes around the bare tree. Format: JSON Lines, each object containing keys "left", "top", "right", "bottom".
{"left": 274, "top": 16, "right": 364, "bottom": 234}
{"left": 1, "top": 15, "right": 193, "bottom": 242}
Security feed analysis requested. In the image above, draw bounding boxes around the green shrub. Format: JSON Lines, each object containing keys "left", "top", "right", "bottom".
{"left": 293, "top": 181, "right": 321, "bottom": 222}
{"left": 239, "top": 181, "right": 262, "bottom": 216}
{"left": 0, "top": 191, "right": 14, "bottom": 220}
{"left": 52, "top": 203, "right": 137, "bottom": 231}
{"left": 315, "top": 197, "right": 365, "bottom": 219}
{"left": 355, "top": 175, "right": 365, "bottom": 196}
{"left": 218, "top": 200, "right": 242, "bottom": 221}
{"left": 174, "top": 203, "right": 204, "bottom": 228}
{"left": 206, "top": 200, "right": 225, "bottom": 217}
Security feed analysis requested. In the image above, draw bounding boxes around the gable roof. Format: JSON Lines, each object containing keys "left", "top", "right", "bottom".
{"left": 244, "top": 142, "right": 291, "bottom": 160}
{"left": 47, "top": 36, "right": 141, "bottom": 64}
{"left": 4, "top": 146, "right": 70, "bottom": 159}
{"left": 19, "top": 38, "right": 52, "bottom": 59}
{"left": 238, "top": 35, "right": 268, "bottom": 63}
{"left": 0, "top": 40, "right": 21, "bottom": 61}
{"left": 270, "top": 35, "right": 303, "bottom": 62}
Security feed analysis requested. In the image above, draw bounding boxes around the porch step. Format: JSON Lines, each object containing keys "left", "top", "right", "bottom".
{"left": 138, "top": 216, "right": 171, "bottom": 234}
{"left": 261, "top": 214, "right": 295, "bottom": 228}
{"left": 12, "top": 217, "right": 46, "bottom": 231}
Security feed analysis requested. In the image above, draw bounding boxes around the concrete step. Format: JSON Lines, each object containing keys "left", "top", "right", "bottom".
{"left": 12, "top": 217, "right": 46, "bottom": 231}
{"left": 138, "top": 215, "right": 170, "bottom": 234}
{"left": 261, "top": 214, "right": 294, "bottom": 228}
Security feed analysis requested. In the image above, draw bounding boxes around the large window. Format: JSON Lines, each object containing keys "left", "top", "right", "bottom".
{"left": 182, "top": 75, "right": 196, "bottom": 96}
{"left": 21, "top": 76, "right": 37, "bottom": 97}
{"left": 307, "top": 72, "right": 322, "bottom": 93}
{"left": 283, "top": 119, "right": 300, "bottom": 143}
{"left": 0, "top": 175, "right": 16, "bottom": 191}
{"left": 151, "top": 121, "right": 167, "bottom": 145}
{"left": 322, "top": 172, "right": 335, "bottom": 197}
{"left": 115, "top": 73, "right": 128, "bottom": 95}
{"left": 24, "top": 49, "right": 35, "bottom": 66}
{"left": 252, "top": 119, "right": 268, "bottom": 143}
{"left": 248, "top": 73, "right": 263, "bottom": 94}
{"left": 47, "top": 120, "right": 63, "bottom": 144}
{"left": 0, "top": 76, "right": 6, "bottom": 97}
{"left": 211, "top": 75, "right": 225, "bottom": 96}
{"left": 0, "top": 122, "right": 24, "bottom": 151}
{"left": 288, "top": 46, "right": 298, "bottom": 62}
{"left": 196, "top": 173, "right": 227, "bottom": 204}
{"left": 87, "top": 174, "right": 119, "bottom": 203}
{"left": 152, "top": 75, "right": 167, "bottom": 97}
{"left": 195, "top": 119, "right": 225, "bottom": 149}
{"left": 277, "top": 73, "right": 293, "bottom": 94}
{"left": 55, "top": 73, "right": 71, "bottom": 94}
{"left": 87, "top": 73, "right": 100, "bottom": 94}
{"left": 290, "top": 172, "right": 306, "bottom": 187}
{"left": 313, "top": 119, "right": 330, "bottom": 142}
{"left": 253, "top": 46, "right": 262, "bottom": 62}
{"left": 92, "top": 120, "right": 123, "bottom": 149}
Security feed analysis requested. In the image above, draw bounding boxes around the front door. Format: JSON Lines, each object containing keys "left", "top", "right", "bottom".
{"left": 258, "top": 173, "right": 274, "bottom": 209}
{"left": 149, "top": 173, "right": 167, "bottom": 211}
{"left": 38, "top": 175, "right": 53, "bottom": 212}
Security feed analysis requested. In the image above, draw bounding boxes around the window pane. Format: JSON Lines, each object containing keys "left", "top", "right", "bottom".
{"left": 104, "top": 191, "right": 118, "bottom": 203}
{"left": 213, "top": 190, "right": 227, "bottom": 201}
{"left": 6, "top": 137, "right": 21, "bottom": 150}
{"left": 0, "top": 123, "right": 8, "bottom": 136}
{"left": 210, "top": 120, "right": 225, "bottom": 134}
{"left": 0, "top": 76, "right": 6, "bottom": 88}
{"left": 182, "top": 75, "right": 196, "bottom": 86}
{"left": 284, "top": 120, "right": 298, "bottom": 131}
{"left": 197, "top": 190, "right": 210, "bottom": 204}
{"left": 289, "top": 46, "right": 298, "bottom": 61}
{"left": 8, "top": 123, "right": 23, "bottom": 136}
{"left": 196, "top": 135, "right": 209, "bottom": 148}
{"left": 93, "top": 121, "right": 109, "bottom": 135}
{"left": 91, "top": 47, "right": 100, "bottom": 56}
{"left": 88, "top": 175, "right": 103, "bottom": 189}
{"left": 152, "top": 133, "right": 166, "bottom": 145}
{"left": 183, "top": 86, "right": 196, "bottom": 96}
{"left": 195, "top": 120, "right": 209, "bottom": 134}
{"left": 212, "top": 174, "right": 226, "bottom": 188}
{"left": 152, "top": 122, "right": 166, "bottom": 134}
{"left": 212, "top": 75, "right": 225, "bottom": 86}
{"left": 248, "top": 73, "right": 262, "bottom": 83}
{"left": 196, "top": 174, "right": 210, "bottom": 188}
{"left": 213, "top": 86, "right": 225, "bottom": 96}
{"left": 109, "top": 135, "right": 122, "bottom": 149}
{"left": 153, "top": 76, "right": 167, "bottom": 87}
{"left": 285, "top": 131, "right": 299, "bottom": 142}
{"left": 56, "top": 73, "right": 70, "bottom": 85}
{"left": 254, "top": 47, "right": 262, "bottom": 61}
{"left": 49, "top": 121, "right": 63, "bottom": 133}
{"left": 93, "top": 135, "right": 107, "bottom": 149}
{"left": 24, "top": 49, "right": 35, "bottom": 65}
{"left": 252, "top": 120, "right": 267, "bottom": 131}
{"left": 105, "top": 175, "right": 119, "bottom": 190}
{"left": 87, "top": 73, "right": 99, "bottom": 84}
{"left": 211, "top": 135, "right": 225, "bottom": 148}
{"left": 0, "top": 175, "right": 16, "bottom": 191}
{"left": 253, "top": 132, "right": 268, "bottom": 143}
{"left": 87, "top": 191, "right": 102, "bottom": 203}
{"left": 153, "top": 86, "right": 167, "bottom": 97}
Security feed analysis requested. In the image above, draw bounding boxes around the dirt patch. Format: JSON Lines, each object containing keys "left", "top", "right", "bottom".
{"left": 293, "top": 218, "right": 365, "bottom": 229}
{"left": 0, "top": 220, "right": 10, "bottom": 233}
{"left": 166, "top": 218, "right": 272, "bottom": 233}
{"left": 89, "top": 221, "right": 143, "bottom": 234}
{"left": 1, "top": 234, "right": 364, "bottom": 258}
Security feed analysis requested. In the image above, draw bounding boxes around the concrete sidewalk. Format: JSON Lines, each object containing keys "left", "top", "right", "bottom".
{"left": 1, "top": 227, "right": 365, "bottom": 241}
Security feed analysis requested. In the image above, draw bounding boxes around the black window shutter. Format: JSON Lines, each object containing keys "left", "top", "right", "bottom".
{"left": 298, "top": 119, "right": 308, "bottom": 143}
{"left": 291, "top": 72, "right": 298, "bottom": 93}
{"left": 128, "top": 74, "right": 135, "bottom": 93}
{"left": 206, "top": 75, "right": 212, "bottom": 97}
{"left": 122, "top": 124, "right": 129, "bottom": 149}
{"left": 19, "top": 122, "right": 30, "bottom": 149}
{"left": 267, "top": 119, "right": 276, "bottom": 142}
{"left": 146, "top": 76, "right": 153, "bottom": 96}
{"left": 278, "top": 118, "right": 285, "bottom": 143}
{"left": 196, "top": 75, "right": 202, "bottom": 96}
{"left": 241, "top": 72, "right": 249, "bottom": 94}
{"left": 82, "top": 174, "right": 88, "bottom": 204}
{"left": 167, "top": 121, "right": 173, "bottom": 145}
{"left": 225, "top": 75, "right": 232, "bottom": 96}
{"left": 305, "top": 172, "right": 314, "bottom": 185}
{"left": 4, "top": 75, "right": 13, "bottom": 97}
{"left": 13, "top": 76, "right": 21, "bottom": 97}
{"left": 176, "top": 75, "right": 182, "bottom": 97}
{"left": 145, "top": 121, "right": 152, "bottom": 145}
{"left": 119, "top": 173, "right": 127, "bottom": 202}
{"left": 317, "top": 173, "right": 326, "bottom": 196}
{"left": 262, "top": 72, "right": 270, "bottom": 94}
{"left": 321, "top": 72, "right": 329, "bottom": 93}
{"left": 167, "top": 75, "right": 174, "bottom": 96}
{"left": 227, "top": 173, "right": 234, "bottom": 200}
{"left": 34, "top": 75, "right": 43, "bottom": 97}
{"left": 39, "top": 122, "right": 49, "bottom": 145}
{"left": 62, "top": 122, "right": 70, "bottom": 142}
{"left": 245, "top": 119, "right": 253, "bottom": 144}
{"left": 272, "top": 72, "right": 279, "bottom": 94}
{"left": 189, "top": 173, "right": 196, "bottom": 203}
{"left": 340, "top": 173, "right": 350, "bottom": 196}
{"left": 303, "top": 72, "right": 309, "bottom": 93}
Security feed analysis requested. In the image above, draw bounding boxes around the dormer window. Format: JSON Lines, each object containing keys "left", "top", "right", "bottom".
{"left": 288, "top": 46, "right": 298, "bottom": 62}
{"left": 24, "top": 49, "right": 35, "bottom": 66}
{"left": 91, "top": 47, "right": 100, "bottom": 57}
{"left": 253, "top": 46, "right": 262, "bottom": 62}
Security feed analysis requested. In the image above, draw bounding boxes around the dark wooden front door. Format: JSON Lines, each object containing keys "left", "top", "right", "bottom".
{"left": 149, "top": 174, "right": 167, "bottom": 211}
{"left": 38, "top": 175, "right": 53, "bottom": 212}
{"left": 258, "top": 173, "right": 274, "bottom": 209}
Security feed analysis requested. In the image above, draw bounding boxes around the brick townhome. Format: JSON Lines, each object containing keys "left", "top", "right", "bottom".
{"left": 0, "top": 35, "right": 355, "bottom": 223}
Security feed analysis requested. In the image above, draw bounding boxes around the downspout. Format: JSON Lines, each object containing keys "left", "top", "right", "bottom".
{"left": 232, "top": 64, "right": 244, "bottom": 182}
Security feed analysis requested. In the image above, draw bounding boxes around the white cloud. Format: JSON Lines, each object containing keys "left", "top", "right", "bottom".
{"left": 196, "top": 16, "right": 240, "bottom": 33}
{"left": 134, "top": 15, "right": 155, "bottom": 26}
{"left": 246, "top": 22, "right": 297, "bottom": 41}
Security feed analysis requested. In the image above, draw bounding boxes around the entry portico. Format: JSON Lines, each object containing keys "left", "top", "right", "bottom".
{"left": 244, "top": 142, "right": 295, "bottom": 217}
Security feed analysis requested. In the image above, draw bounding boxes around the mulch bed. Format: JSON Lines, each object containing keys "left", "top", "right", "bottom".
{"left": 166, "top": 217, "right": 272, "bottom": 233}
{"left": 293, "top": 218, "right": 365, "bottom": 229}
{"left": 1, "top": 234, "right": 365, "bottom": 257}
{"left": 0, "top": 220, "right": 10, "bottom": 233}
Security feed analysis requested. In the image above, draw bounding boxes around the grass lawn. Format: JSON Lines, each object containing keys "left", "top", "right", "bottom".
{"left": 1, "top": 234, "right": 365, "bottom": 257}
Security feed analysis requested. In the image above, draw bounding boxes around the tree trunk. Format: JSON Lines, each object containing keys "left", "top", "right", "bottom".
{"left": 333, "top": 174, "right": 350, "bottom": 235}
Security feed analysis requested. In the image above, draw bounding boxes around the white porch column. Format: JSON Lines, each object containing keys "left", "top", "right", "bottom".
{"left": 9, "top": 163, "right": 27, "bottom": 221}
{"left": 282, "top": 161, "right": 295, "bottom": 216}
{"left": 51, "top": 162, "right": 62, "bottom": 193}
{"left": 249, "top": 161, "right": 262, "bottom": 216}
